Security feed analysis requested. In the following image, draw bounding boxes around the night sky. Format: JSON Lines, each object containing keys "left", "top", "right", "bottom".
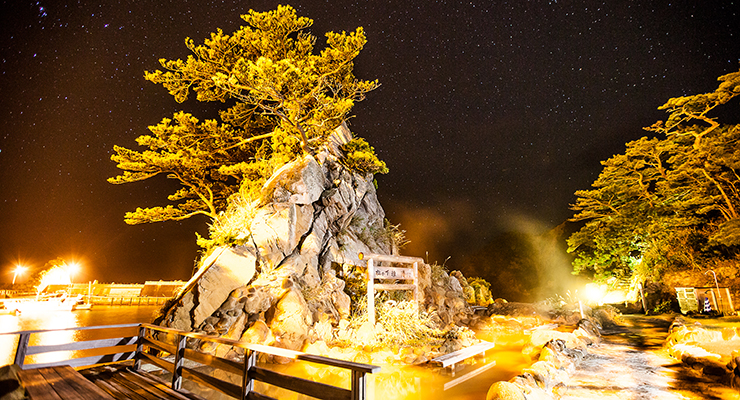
{"left": 1, "top": 0, "right": 739, "bottom": 285}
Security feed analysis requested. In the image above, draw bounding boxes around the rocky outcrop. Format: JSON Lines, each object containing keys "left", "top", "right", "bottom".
{"left": 155, "top": 123, "right": 477, "bottom": 361}
{"left": 664, "top": 317, "right": 740, "bottom": 387}
{"left": 487, "top": 320, "right": 598, "bottom": 400}
{"left": 486, "top": 311, "right": 603, "bottom": 400}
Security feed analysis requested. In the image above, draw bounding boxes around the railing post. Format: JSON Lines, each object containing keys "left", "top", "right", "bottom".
{"left": 367, "top": 258, "right": 375, "bottom": 326}
{"left": 172, "top": 334, "right": 186, "bottom": 390}
{"left": 14, "top": 332, "right": 30, "bottom": 367}
{"left": 241, "top": 349, "right": 256, "bottom": 399}
{"left": 351, "top": 370, "right": 367, "bottom": 400}
{"left": 133, "top": 325, "right": 146, "bottom": 371}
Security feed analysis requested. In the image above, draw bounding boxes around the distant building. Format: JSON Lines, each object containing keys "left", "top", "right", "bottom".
{"left": 44, "top": 280, "right": 185, "bottom": 298}
{"left": 140, "top": 280, "right": 185, "bottom": 297}
{"left": 675, "top": 287, "right": 735, "bottom": 315}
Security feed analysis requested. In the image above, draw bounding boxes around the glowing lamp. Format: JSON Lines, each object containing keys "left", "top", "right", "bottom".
{"left": 12, "top": 265, "right": 27, "bottom": 285}
{"left": 66, "top": 262, "right": 80, "bottom": 283}
{"left": 584, "top": 283, "right": 606, "bottom": 305}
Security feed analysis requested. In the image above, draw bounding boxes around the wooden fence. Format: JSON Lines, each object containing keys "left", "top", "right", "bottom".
{"left": 4, "top": 323, "right": 380, "bottom": 400}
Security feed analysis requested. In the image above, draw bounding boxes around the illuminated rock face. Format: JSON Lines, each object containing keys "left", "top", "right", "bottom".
{"left": 157, "top": 124, "right": 477, "bottom": 358}
{"left": 157, "top": 124, "right": 396, "bottom": 353}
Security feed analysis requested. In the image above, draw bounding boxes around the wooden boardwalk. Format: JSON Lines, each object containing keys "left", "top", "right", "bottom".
{"left": 16, "top": 364, "right": 208, "bottom": 400}
{"left": 4, "top": 323, "right": 380, "bottom": 400}
{"left": 80, "top": 364, "right": 206, "bottom": 400}
{"left": 18, "top": 365, "right": 117, "bottom": 400}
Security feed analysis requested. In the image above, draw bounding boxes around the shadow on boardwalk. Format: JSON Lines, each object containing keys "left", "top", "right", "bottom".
{"left": 561, "top": 314, "right": 740, "bottom": 400}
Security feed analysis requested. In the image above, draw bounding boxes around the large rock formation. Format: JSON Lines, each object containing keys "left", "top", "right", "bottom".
{"left": 156, "top": 123, "right": 475, "bottom": 359}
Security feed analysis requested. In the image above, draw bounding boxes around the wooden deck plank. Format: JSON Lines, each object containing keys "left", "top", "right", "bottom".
{"left": 36, "top": 367, "right": 86, "bottom": 400}
{"left": 79, "top": 365, "right": 207, "bottom": 400}
{"left": 19, "top": 366, "right": 117, "bottom": 400}
{"left": 108, "top": 373, "right": 162, "bottom": 400}
{"left": 116, "top": 370, "right": 175, "bottom": 400}
{"left": 99, "top": 377, "right": 149, "bottom": 400}
{"left": 90, "top": 379, "right": 126, "bottom": 400}
{"left": 120, "top": 369, "right": 200, "bottom": 400}
{"left": 127, "top": 369, "right": 207, "bottom": 400}
{"left": 54, "top": 365, "right": 116, "bottom": 400}
{"left": 18, "top": 369, "right": 64, "bottom": 400}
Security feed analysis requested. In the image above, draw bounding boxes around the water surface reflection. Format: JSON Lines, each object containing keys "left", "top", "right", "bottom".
{"left": 0, "top": 305, "right": 159, "bottom": 366}
{"left": 1, "top": 307, "right": 533, "bottom": 399}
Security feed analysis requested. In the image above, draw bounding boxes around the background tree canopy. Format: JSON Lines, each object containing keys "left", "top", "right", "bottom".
{"left": 568, "top": 67, "right": 740, "bottom": 283}
{"left": 109, "top": 5, "right": 384, "bottom": 225}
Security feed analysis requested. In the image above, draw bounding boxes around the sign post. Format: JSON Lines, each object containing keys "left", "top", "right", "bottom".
{"left": 360, "top": 252, "right": 424, "bottom": 325}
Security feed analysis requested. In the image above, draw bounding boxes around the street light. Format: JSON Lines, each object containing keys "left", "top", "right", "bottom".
{"left": 12, "top": 265, "right": 27, "bottom": 286}
{"left": 66, "top": 262, "right": 80, "bottom": 283}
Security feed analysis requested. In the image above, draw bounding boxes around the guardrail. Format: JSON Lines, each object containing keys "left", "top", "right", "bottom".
{"left": 3, "top": 323, "right": 380, "bottom": 400}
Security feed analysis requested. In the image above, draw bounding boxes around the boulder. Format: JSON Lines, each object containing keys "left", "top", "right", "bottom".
{"left": 262, "top": 155, "right": 326, "bottom": 205}
{"left": 486, "top": 381, "right": 527, "bottom": 400}
{"left": 270, "top": 287, "right": 312, "bottom": 351}
{"left": 530, "top": 329, "right": 586, "bottom": 350}
{"left": 240, "top": 320, "right": 273, "bottom": 346}
{"left": 522, "top": 360, "right": 568, "bottom": 391}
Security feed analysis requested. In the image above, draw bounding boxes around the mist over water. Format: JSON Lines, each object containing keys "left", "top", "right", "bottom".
{"left": 457, "top": 214, "right": 583, "bottom": 302}
{"left": 385, "top": 196, "right": 583, "bottom": 302}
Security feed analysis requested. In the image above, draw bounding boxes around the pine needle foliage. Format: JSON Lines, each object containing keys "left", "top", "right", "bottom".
{"left": 109, "top": 5, "right": 381, "bottom": 225}
{"left": 568, "top": 67, "right": 740, "bottom": 281}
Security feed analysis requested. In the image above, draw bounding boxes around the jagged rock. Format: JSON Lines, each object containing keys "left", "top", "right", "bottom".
{"left": 242, "top": 286, "right": 273, "bottom": 315}
{"left": 313, "top": 320, "right": 333, "bottom": 342}
{"left": 487, "top": 301, "right": 541, "bottom": 318}
{"left": 417, "top": 263, "right": 432, "bottom": 295}
{"left": 522, "top": 360, "right": 568, "bottom": 391}
{"left": 214, "top": 312, "right": 248, "bottom": 358}
{"left": 269, "top": 287, "right": 312, "bottom": 351}
{"left": 573, "top": 318, "right": 601, "bottom": 345}
{"left": 592, "top": 305, "right": 620, "bottom": 327}
{"left": 250, "top": 202, "right": 315, "bottom": 269}
{"left": 240, "top": 320, "right": 273, "bottom": 346}
{"left": 155, "top": 123, "right": 480, "bottom": 363}
{"left": 166, "top": 246, "right": 257, "bottom": 331}
{"left": 539, "top": 341, "right": 572, "bottom": 371}
{"left": 262, "top": 155, "right": 326, "bottom": 205}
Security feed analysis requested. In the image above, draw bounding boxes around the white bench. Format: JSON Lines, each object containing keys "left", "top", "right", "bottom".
{"left": 430, "top": 341, "right": 496, "bottom": 390}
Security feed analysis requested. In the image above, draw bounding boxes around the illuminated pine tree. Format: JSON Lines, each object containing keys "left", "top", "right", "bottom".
{"left": 110, "top": 5, "right": 382, "bottom": 224}
{"left": 568, "top": 67, "right": 740, "bottom": 280}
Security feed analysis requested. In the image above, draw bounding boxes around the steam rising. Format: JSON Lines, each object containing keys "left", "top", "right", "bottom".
{"left": 385, "top": 198, "right": 582, "bottom": 302}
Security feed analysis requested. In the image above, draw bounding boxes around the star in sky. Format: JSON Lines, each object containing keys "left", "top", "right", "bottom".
{"left": 0, "top": 0, "right": 738, "bottom": 283}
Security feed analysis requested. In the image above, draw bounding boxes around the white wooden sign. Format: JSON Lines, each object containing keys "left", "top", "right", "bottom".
{"left": 360, "top": 252, "right": 424, "bottom": 325}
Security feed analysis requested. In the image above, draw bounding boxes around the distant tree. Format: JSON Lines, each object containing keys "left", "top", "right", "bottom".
{"left": 110, "top": 5, "right": 383, "bottom": 225}
{"left": 568, "top": 67, "right": 740, "bottom": 281}
{"left": 19, "top": 257, "right": 68, "bottom": 293}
